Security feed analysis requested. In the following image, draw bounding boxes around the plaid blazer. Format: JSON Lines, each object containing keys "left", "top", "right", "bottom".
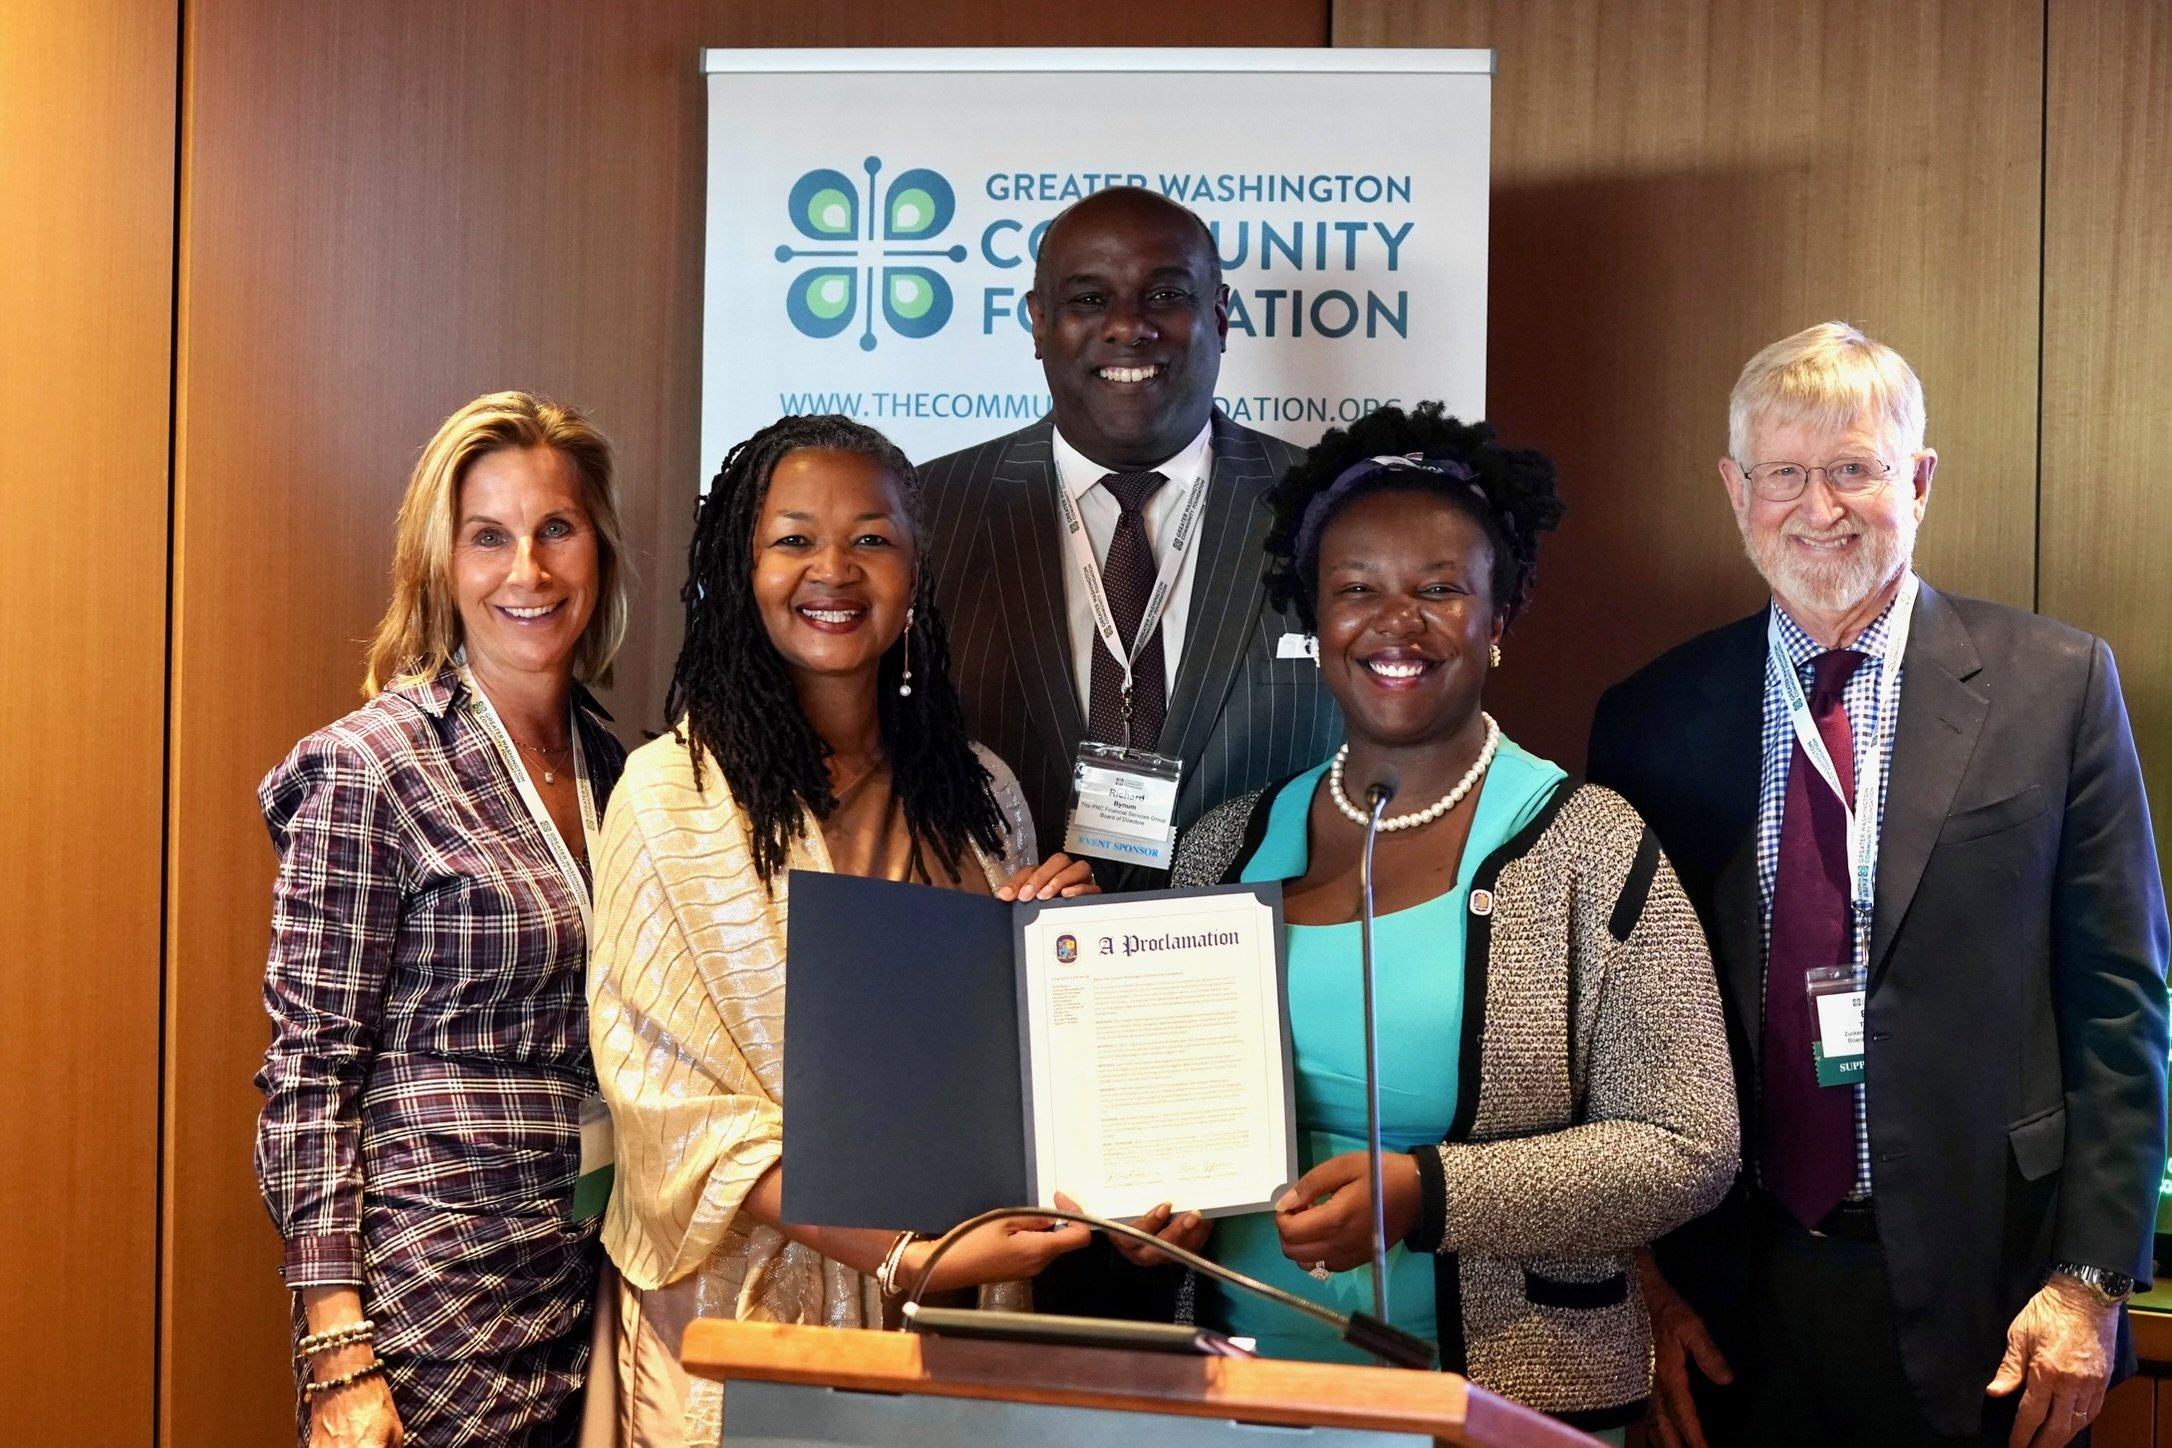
{"left": 254, "top": 665, "right": 625, "bottom": 1444}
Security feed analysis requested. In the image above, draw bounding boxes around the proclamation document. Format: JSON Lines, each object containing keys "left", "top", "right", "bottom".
{"left": 1016, "top": 884, "right": 1295, "bottom": 1221}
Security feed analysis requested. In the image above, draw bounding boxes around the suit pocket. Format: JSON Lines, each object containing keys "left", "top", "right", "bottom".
{"left": 1937, "top": 785, "right": 2047, "bottom": 846}
{"left": 2009, "top": 1104, "right": 2066, "bottom": 1182}
{"left": 1522, "top": 1268, "right": 1630, "bottom": 1309}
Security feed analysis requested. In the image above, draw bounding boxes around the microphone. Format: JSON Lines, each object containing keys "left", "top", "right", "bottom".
{"left": 1358, "top": 770, "right": 1398, "bottom": 1331}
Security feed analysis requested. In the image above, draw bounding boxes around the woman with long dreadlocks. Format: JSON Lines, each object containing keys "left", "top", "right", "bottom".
{"left": 584, "top": 415, "right": 1096, "bottom": 1447}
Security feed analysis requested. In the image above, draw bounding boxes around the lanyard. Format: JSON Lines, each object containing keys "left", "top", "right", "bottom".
{"left": 1765, "top": 571, "right": 1917, "bottom": 920}
{"left": 1055, "top": 470, "right": 1210, "bottom": 724}
{"left": 461, "top": 667, "right": 599, "bottom": 939}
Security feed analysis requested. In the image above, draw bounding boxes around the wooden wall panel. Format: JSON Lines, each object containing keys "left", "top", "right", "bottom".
{"left": 1334, "top": 0, "right": 2045, "bottom": 771}
{"left": 163, "top": 3, "right": 708, "bottom": 1442}
{"left": 2040, "top": 0, "right": 2172, "bottom": 868}
{"left": 0, "top": 0, "right": 175, "bottom": 1440}
{"left": 698, "top": 0, "right": 1326, "bottom": 46}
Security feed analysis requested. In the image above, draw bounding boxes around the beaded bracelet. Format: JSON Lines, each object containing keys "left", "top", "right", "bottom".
{"left": 875, "top": 1231, "right": 922, "bottom": 1298}
{"left": 302, "top": 1358, "right": 385, "bottom": 1402}
{"left": 295, "top": 1319, "right": 377, "bottom": 1361}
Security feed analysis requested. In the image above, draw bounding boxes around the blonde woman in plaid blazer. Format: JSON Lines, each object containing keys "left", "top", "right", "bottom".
{"left": 256, "top": 393, "right": 630, "bottom": 1448}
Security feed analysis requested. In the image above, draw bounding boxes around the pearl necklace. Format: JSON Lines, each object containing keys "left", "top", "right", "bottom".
{"left": 1328, "top": 713, "right": 1499, "bottom": 831}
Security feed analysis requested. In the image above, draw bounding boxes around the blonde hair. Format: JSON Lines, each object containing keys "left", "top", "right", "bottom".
{"left": 364, "top": 391, "right": 627, "bottom": 696}
{"left": 1727, "top": 322, "right": 1927, "bottom": 462}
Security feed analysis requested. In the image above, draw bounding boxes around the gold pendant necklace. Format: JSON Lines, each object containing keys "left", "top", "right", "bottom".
{"left": 511, "top": 735, "right": 572, "bottom": 785}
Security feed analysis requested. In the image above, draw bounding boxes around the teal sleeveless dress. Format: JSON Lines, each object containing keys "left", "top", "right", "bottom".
{"left": 1203, "top": 738, "right": 1566, "bottom": 1362}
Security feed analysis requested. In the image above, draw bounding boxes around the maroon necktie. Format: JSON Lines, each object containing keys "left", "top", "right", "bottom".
{"left": 1085, "top": 471, "right": 1169, "bottom": 751}
{"left": 1761, "top": 648, "right": 1866, "bottom": 1229}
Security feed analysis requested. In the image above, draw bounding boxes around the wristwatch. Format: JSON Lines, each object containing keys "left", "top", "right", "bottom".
{"left": 2051, "top": 1263, "right": 2136, "bottom": 1307}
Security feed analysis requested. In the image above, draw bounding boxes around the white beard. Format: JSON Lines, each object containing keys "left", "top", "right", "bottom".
{"left": 1741, "top": 512, "right": 1915, "bottom": 617}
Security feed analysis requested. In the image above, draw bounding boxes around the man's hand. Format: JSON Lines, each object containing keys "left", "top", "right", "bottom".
{"left": 997, "top": 852, "right": 1097, "bottom": 900}
{"left": 1987, "top": 1275, "right": 2119, "bottom": 1448}
{"left": 1109, "top": 1202, "right": 1212, "bottom": 1268}
{"left": 1638, "top": 1249, "right": 1731, "bottom": 1448}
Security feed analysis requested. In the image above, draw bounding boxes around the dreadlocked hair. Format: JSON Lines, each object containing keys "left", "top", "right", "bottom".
{"left": 664, "top": 414, "right": 1007, "bottom": 888}
{"left": 1263, "top": 402, "right": 1565, "bottom": 633}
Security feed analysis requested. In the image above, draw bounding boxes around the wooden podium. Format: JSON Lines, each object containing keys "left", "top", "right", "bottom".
{"left": 684, "top": 1318, "right": 1604, "bottom": 1446}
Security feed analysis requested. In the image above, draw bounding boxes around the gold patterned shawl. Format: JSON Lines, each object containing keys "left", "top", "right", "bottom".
{"left": 587, "top": 731, "right": 1035, "bottom": 1323}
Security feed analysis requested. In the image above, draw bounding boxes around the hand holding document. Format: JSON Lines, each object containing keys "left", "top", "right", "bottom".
{"left": 1018, "top": 888, "right": 1295, "bottom": 1221}
{"left": 781, "top": 874, "right": 1295, "bottom": 1233}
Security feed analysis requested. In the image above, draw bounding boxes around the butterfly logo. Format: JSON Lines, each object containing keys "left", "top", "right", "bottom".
{"left": 775, "top": 157, "right": 968, "bottom": 350}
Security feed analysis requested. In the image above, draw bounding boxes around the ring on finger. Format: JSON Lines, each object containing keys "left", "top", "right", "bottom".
{"left": 1308, "top": 1261, "right": 1331, "bottom": 1281}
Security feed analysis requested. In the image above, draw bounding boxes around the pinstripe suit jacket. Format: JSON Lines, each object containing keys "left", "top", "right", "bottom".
{"left": 921, "top": 411, "right": 1343, "bottom": 890}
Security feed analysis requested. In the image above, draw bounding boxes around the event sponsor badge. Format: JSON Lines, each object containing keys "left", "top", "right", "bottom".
{"left": 1276, "top": 632, "right": 1319, "bottom": 663}
{"left": 572, "top": 1092, "right": 615, "bottom": 1222}
{"left": 1064, "top": 742, "right": 1183, "bottom": 870}
{"left": 1806, "top": 967, "right": 1866, "bottom": 1088}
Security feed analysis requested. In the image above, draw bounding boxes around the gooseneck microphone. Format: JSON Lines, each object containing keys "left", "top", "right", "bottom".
{"left": 1359, "top": 769, "right": 1398, "bottom": 1329}
{"left": 901, "top": 1205, "right": 1435, "bottom": 1369}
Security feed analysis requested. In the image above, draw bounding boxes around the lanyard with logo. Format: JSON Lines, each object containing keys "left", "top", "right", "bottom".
{"left": 460, "top": 665, "right": 615, "bottom": 1216}
{"left": 1765, "top": 570, "right": 1916, "bottom": 927}
{"left": 1055, "top": 469, "right": 1210, "bottom": 748}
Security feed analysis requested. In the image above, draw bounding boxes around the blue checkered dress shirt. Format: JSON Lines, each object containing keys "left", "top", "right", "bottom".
{"left": 1758, "top": 585, "right": 1906, "bottom": 1201}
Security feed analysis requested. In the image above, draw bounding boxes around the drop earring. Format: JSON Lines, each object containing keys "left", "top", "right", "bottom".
{"left": 1489, "top": 642, "right": 1503, "bottom": 669}
{"left": 898, "top": 606, "right": 915, "bottom": 697}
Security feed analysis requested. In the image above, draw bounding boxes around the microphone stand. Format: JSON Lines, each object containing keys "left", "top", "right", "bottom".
{"left": 1359, "top": 782, "right": 1394, "bottom": 1326}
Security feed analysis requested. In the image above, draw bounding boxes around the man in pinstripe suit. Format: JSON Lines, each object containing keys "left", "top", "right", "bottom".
{"left": 921, "top": 187, "right": 1341, "bottom": 898}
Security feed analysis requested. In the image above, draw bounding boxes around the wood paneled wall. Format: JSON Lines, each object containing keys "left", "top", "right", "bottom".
{"left": 0, "top": 0, "right": 176, "bottom": 1440}
{"left": 1335, "top": 0, "right": 2046, "bottom": 770}
{"left": 2041, "top": 0, "right": 2172, "bottom": 868}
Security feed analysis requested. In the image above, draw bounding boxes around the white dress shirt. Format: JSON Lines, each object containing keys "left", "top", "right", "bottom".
{"left": 1049, "top": 421, "right": 1215, "bottom": 714}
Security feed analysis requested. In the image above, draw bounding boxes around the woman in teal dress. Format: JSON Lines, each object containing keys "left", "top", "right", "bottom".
{"left": 1154, "top": 405, "right": 1739, "bottom": 1439}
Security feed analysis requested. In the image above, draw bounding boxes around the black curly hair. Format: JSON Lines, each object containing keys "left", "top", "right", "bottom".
{"left": 1262, "top": 402, "right": 1565, "bottom": 633}
{"left": 665, "top": 414, "right": 1005, "bottom": 888}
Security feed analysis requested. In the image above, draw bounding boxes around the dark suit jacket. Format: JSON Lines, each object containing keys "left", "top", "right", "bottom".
{"left": 919, "top": 410, "right": 1342, "bottom": 891}
{"left": 1587, "top": 583, "right": 2169, "bottom": 1436}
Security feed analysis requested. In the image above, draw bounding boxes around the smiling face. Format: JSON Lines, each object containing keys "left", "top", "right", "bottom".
{"left": 1027, "top": 191, "right": 1228, "bottom": 470}
{"left": 451, "top": 445, "right": 599, "bottom": 688}
{"left": 1312, "top": 488, "right": 1503, "bottom": 751}
{"left": 750, "top": 447, "right": 917, "bottom": 690}
{"left": 1722, "top": 407, "right": 1933, "bottom": 620}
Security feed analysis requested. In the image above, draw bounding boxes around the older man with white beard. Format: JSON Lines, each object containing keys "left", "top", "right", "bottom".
{"left": 1587, "top": 322, "right": 2168, "bottom": 1448}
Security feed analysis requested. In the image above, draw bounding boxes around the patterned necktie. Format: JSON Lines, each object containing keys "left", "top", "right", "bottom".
{"left": 1085, "top": 471, "right": 1169, "bottom": 751}
{"left": 1761, "top": 647, "right": 1867, "bottom": 1229}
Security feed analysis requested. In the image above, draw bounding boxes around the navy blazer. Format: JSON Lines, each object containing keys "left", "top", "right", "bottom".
{"left": 1588, "top": 582, "right": 2169, "bottom": 1436}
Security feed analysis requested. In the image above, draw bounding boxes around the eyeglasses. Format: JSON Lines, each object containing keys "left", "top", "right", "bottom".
{"left": 1739, "top": 456, "right": 1895, "bottom": 502}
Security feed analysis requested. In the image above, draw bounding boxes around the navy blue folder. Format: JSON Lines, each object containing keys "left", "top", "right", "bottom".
{"left": 781, "top": 871, "right": 1029, "bottom": 1234}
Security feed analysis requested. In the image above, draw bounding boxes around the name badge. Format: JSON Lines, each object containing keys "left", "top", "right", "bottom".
{"left": 1806, "top": 967, "right": 1865, "bottom": 1088}
{"left": 572, "top": 1092, "right": 615, "bottom": 1222}
{"left": 1064, "top": 742, "right": 1183, "bottom": 870}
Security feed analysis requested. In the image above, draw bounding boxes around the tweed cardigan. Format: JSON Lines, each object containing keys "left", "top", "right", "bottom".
{"left": 1173, "top": 775, "right": 1739, "bottom": 1428}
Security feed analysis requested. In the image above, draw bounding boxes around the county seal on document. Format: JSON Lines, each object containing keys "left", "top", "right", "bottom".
{"left": 1016, "top": 883, "right": 1297, "bottom": 1222}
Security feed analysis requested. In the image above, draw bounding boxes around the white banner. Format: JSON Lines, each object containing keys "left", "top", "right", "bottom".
{"left": 701, "top": 48, "right": 1492, "bottom": 470}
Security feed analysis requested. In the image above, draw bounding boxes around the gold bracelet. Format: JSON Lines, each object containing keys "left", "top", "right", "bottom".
{"left": 295, "top": 1318, "right": 376, "bottom": 1361}
{"left": 876, "top": 1231, "right": 922, "bottom": 1298}
{"left": 302, "top": 1358, "right": 385, "bottom": 1401}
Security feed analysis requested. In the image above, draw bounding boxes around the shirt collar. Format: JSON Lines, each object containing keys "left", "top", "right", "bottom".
{"left": 383, "top": 655, "right": 613, "bottom": 724}
{"left": 383, "top": 660, "right": 465, "bottom": 718}
{"left": 1051, "top": 418, "right": 1213, "bottom": 504}
{"left": 1770, "top": 573, "right": 1910, "bottom": 670}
